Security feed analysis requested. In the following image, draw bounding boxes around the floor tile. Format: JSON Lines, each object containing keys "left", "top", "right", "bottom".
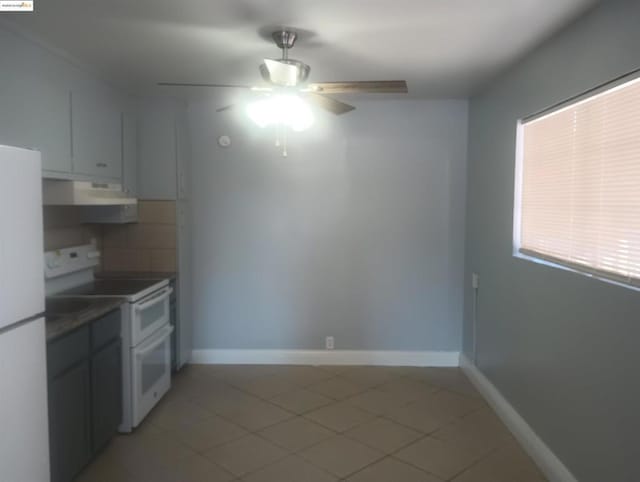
{"left": 431, "top": 408, "right": 512, "bottom": 454}
{"left": 203, "top": 434, "right": 288, "bottom": 477}
{"left": 345, "top": 417, "right": 423, "bottom": 454}
{"left": 408, "top": 368, "right": 482, "bottom": 399}
{"left": 241, "top": 455, "right": 338, "bottom": 482}
{"left": 339, "top": 366, "right": 399, "bottom": 387}
{"left": 164, "top": 414, "right": 248, "bottom": 452}
{"left": 269, "top": 388, "right": 333, "bottom": 414}
{"left": 104, "top": 430, "right": 195, "bottom": 480}
{"left": 230, "top": 374, "right": 299, "bottom": 399}
{"left": 75, "top": 454, "right": 136, "bottom": 482}
{"left": 181, "top": 363, "right": 223, "bottom": 380}
{"left": 165, "top": 371, "right": 220, "bottom": 402}
{"left": 218, "top": 397, "right": 294, "bottom": 431}
{"left": 307, "top": 377, "right": 367, "bottom": 400}
{"left": 419, "top": 389, "right": 485, "bottom": 418}
{"left": 214, "top": 365, "right": 282, "bottom": 381}
{"left": 316, "top": 365, "right": 353, "bottom": 375}
{"left": 376, "top": 378, "right": 439, "bottom": 402}
{"left": 385, "top": 400, "right": 456, "bottom": 434}
{"left": 299, "top": 435, "right": 384, "bottom": 478}
{"left": 347, "top": 457, "right": 444, "bottom": 482}
{"left": 270, "top": 365, "right": 335, "bottom": 386}
{"left": 79, "top": 365, "right": 546, "bottom": 482}
{"left": 161, "top": 453, "right": 236, "bottom": 482}
{"left": 191, "top": 385, "right": 258, "bottom": 416}
{"left": 345, "top": 388, "right": 410, "bottom": 415}
{"left": 451, "top": 441, "right": 547, "bottom": 482}
{"left": 146, "top": 397, "right": 214, "bottom": 431}
{"left": 305, "top": 401, "right": 374, "bottom": 432}
{"left": 394, "top": 436, "right": 483, "bottom": 480}
{"left": 258, "top": 417, "right": 334, "bottom": 452}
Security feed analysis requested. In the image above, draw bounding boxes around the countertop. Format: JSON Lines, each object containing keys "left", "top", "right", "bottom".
{"left": 45, "top": 298, "right": 124, "bottom": 342}
{"left": 96, "top": 271, "right": 177, "bottom": 281}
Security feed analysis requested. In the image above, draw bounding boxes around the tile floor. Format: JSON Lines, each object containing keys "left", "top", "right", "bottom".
{"left": 77, "top": 364, "right": 547, "bottom": 482}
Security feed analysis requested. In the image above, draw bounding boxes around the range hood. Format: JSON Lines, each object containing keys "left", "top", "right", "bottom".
{"left": 43, "top": 180, "right": 137, "bottom": 206}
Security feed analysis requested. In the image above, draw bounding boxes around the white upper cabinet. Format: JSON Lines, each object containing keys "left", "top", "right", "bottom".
{"left": 0, "top": 28, "right": 72, "bottom": 174}
{"left": 137, "top": 99, "right": 180, "bottom": 200}
{"left": 71, "top": 85, "right": 122, "bottom": 181}
{"left": 122, "top": 111, "right": 138, "bottom": 196}
{"left": 0, "top": 27, "right": 132, "bottom": 183}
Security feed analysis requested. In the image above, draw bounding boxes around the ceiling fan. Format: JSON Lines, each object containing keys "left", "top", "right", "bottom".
{"left": 158, "top": 29, "right": 409, "bottom": 116}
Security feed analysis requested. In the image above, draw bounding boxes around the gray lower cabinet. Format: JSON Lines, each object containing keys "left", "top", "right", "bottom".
{"left": 91, "top": 339, "right": 122, "bottom": 453}
{"left": 48, "top": 360, "right": 91, "bottom": 482}
{"left": 47, "top": 310, "right": 122, "bottom": 482}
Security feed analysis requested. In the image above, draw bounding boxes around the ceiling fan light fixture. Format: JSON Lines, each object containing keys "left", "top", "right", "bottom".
{"left": 260, "top": 59, "right": 311, "bottom": 86}
{"left": 246, "top": 94, "right": 314, "bottom": 132}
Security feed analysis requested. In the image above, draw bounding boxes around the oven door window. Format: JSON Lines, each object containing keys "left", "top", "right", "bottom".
{"left": 131, "top": 325, "right": 173, "bottom": 427}
{"left": 142, "top": 341, "right": 165, "bottom": 393}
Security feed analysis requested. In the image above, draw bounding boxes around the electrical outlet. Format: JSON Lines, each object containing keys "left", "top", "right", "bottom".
{"left": 325, "top": 336, "right": 334, "bottom": 350}
{"left": 472, "top": 273, "right": 480, "bottom": 289}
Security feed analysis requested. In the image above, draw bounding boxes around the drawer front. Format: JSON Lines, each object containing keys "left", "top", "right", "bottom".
{"left": 91, "top": 309, "right": 121, "bottom": 351}
{"left": 47, "top": 326, "right": 90, "bottom": 378}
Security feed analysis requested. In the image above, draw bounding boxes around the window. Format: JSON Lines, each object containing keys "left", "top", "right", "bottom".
{"left": 514, "top": 75, "right": 640, "bottom": 287}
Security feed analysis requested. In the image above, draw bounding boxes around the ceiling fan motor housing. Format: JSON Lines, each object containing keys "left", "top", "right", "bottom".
{"left": 272, "top": 30, "right": 298, "bottom": 50}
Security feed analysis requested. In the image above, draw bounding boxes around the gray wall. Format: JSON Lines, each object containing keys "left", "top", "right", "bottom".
{"left": 464, "top": 1, "right": 640, "bottom": 481}
{"left": 188, "top": 98, "right": 468, "bottom": 351}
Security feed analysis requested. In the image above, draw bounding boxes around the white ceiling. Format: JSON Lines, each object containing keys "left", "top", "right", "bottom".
{"left": 5, "top": 0, "right": 596, "bottom": 97}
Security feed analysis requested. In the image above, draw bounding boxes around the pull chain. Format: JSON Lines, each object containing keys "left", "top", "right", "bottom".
{"left": 282, "top": 127, "right": 288, "bottom": 157}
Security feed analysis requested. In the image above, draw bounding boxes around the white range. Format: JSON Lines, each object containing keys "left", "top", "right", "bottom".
{"left": 45, "top": 245, "right": 173, "bottom": 432}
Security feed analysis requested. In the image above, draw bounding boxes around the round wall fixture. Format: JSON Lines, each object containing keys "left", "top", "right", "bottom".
{"left": 217, "top": 135, "right": 231, "bottom": 147}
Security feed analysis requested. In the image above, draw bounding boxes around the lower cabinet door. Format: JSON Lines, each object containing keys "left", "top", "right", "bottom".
{"left": 91, "top": 339, "right": 122, "bottom": 453}
{"left": 49, "top": 361, "right": 91, "bottom": 482}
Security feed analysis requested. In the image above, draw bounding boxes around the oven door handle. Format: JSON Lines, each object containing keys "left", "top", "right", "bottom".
{"left": 135, "top": 324, "right": 174, "bottom": 360}
{"left": 135, "top": 287, "right": 173, "bottom": 312}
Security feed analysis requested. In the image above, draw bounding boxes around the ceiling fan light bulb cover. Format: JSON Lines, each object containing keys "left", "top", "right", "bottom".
{"left": 246, "top": 99, "right": 272, "bottom": 128}
{"left": 286, "top": 95, "right": 314, "bottom": 131}
{"left": 246, "top": 95, "right": 314, "bottom": 132}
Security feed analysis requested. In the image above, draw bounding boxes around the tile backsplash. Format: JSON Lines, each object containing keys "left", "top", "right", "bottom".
{"left": 43, "top": 206, "right": 101, "bottom": 252}
{"left": 100, "top": 200, "right": 177, "bottom": 273}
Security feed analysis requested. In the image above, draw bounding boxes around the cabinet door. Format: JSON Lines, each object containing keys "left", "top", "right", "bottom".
{"left": 48, "top": 361, "right": 91, "bottom": 482}
{"left": 122, "top": 111, "right": 137, "bottom": 196}
{"left": 91, "top": 339, "right": 122, "bottom": 453}
{"left": 0, "top": 35, "right": 72, "bottom": 174}
{"left": 137, "top": 101, "right": 177, "bottom": 199}
{"left": 71, "top": 88, "right": 122, "bottom": 180}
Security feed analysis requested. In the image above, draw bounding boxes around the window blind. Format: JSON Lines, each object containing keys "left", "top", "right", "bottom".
{"left": 518, "top": 76, "right": 640, "bottom": 286}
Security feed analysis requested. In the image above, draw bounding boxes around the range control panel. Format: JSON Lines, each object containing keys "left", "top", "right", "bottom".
{"left": 44, "top": 243, "right": 101, "bottom": 279}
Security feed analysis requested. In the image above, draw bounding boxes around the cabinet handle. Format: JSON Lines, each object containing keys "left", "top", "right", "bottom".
{"left": 96, "top": 162, "right": 108, "bottom": 168}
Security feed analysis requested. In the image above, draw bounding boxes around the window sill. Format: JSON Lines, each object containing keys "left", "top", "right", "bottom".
{"left": 513, "top": 251, "right": 640, "bottom": 293}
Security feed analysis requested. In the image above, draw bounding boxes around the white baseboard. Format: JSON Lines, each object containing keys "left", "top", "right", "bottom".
{"left": 460, "top": 355, "right": 577, "bottom": 482}
{"left": 191, "top": 349, "right": 460, "bottom": 367}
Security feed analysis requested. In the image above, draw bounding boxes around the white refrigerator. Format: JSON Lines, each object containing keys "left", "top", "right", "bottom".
{"left": 0, "top": 145, "right": 50, "bottom": 481}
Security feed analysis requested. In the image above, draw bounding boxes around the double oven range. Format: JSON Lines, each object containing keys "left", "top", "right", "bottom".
{"left": 45, "top": 244, "right": 173, "bottom": 432}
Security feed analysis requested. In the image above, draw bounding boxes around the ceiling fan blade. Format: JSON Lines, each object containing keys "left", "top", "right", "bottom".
{"left": 307, "top": 80, "right": 408, "bottom": 94}
{"left": 263, "top": 59, "right": 299, "bottom": 86}
{"left": 307, "top": 93, "right": 355, "bottom": 115}
{"left": 216, "top": 104, "right": 235, "bottom": 113}
{"left": 158, "top": 82, "right": 252, "bottom": 88}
